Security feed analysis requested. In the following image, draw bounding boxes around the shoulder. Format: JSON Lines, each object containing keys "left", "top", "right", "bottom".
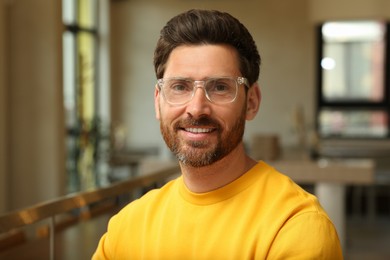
{"left": 253, "top": 162, "right": 343, "bottom": 258}
{"left": 252, "top": 161, "right": 319, "bottom": 207}
{"left": 120, "top": 177, "right": 178, "bottom": 213}
{"left": 268, "top": 211, "right": 343, "bottom": 259}
{"left": 110, "top": 177, "right": 179, "bottom": 223}
{"left": 251, "top": 161, "right": 332, "bottom": 229}
{"left": 92, "top": 178, "right": 181, "bottom": 259}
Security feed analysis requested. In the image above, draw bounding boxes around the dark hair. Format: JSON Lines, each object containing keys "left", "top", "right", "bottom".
{"left": 153, "top": 9, "right": 261, "bottom": 85}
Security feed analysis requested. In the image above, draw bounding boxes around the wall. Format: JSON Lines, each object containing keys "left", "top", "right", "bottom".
{"left": 1, "top": 0, "right": 109, "bottom": 212}
{"left": 5, "top": 0, "right": 65, "bottom": 211}
{"left": 309, "top": 0, "right": 390, "bottom": 22}
{"left": 110, "top": 0, "right": 390, "bottom": 156}
{"left": 110, "top": 0, "right": 314, "bottom": 156}
{"left": 2, "top": 0, "right": 390, "bottom": 212}
{"left": 0, "top": 1, "right": 7, "bottom": 212}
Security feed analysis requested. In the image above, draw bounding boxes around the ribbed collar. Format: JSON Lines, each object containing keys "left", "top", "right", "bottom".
{"left": 178, "top": 161, "right": 270, "bottom": 205}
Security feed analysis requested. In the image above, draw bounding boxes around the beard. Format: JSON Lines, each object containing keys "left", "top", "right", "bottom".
{"left": 160, "top": 105, "right": 246, "bottom": 167}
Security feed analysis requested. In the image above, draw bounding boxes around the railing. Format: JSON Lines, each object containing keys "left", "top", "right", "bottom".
{"left": 0, "top": 161, "right": 180, "bottom": 260}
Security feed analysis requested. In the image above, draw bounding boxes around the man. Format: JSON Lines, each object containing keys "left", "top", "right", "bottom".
{"left": 93, "top": 9, "right": 343, "bottom": 259}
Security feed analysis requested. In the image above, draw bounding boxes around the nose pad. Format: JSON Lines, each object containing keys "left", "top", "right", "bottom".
{"left": 192, "top": 81, "right": 208, "bottom": 100}
{"left": 186, "top": 84, "right": 211, "bottom": 116}
{"left": 192, "top": 85, "right": 209, "bottom": 103}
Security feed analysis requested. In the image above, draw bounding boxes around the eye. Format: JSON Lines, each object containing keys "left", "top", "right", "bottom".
{"left": 208, "top": 79, "right": 234, "bottom": 93}
{"left": 215, "top": 83, "right": 229, "bottom": 92}
{"left": 168, "top": 80, "right": 192, "bottom": 93}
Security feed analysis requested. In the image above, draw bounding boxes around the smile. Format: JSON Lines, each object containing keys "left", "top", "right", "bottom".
{"left": 184, "top": 128, "right": 214, "bottom": 133}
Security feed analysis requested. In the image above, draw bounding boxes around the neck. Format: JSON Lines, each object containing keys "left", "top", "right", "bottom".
{"left": 179, "top": 143, "right": 257, "bottom": 193}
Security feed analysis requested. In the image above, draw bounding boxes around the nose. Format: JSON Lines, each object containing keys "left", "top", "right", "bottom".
{"left": 186, "top": 85, "right": 211, "bottom": 117}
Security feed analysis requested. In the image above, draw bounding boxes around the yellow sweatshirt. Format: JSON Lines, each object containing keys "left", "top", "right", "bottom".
{"left": 93, "top": 161, "right": 343, "bottom": 259}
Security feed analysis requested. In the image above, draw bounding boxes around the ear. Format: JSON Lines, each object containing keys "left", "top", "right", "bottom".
{"left": 154, "top": 85, "right": 161, "bottom": 120}
{"left": 246, "top": 83, "right": 261, "bottom": 120}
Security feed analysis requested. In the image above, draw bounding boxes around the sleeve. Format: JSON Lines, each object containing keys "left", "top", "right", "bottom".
{"left": 92, "top": 232, "right": 112, "bottom": 260}
{"left": 266, "top": 212, "right": 343, "bottom": 260}
{"left": 92, "top": 213, "right": 121, "bottom": 260}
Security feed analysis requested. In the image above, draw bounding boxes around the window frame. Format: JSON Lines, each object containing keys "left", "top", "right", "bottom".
{"left": 62, "top": 0, "right": 101, "bottom": 192}
{"left": 316, "top": 21, "right": 390, "bottom": 139}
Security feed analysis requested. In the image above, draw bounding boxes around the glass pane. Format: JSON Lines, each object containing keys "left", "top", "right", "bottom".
{"left": 321, "top": 21, "right": 386, "bottom": 102}
{"left": 77, "top": 31, "right": 96, "bottom": 122}
{"left": 78, "top": 0, "right": 97, "bottom": 28}
{"left": 63, "top": 31, "right": 77, "bottom": 128}
{"left": 62, "top": 0, "right": 77, "bottom": 25}
{"left": 319, "top": 109, "right": 388, "bottom": 138}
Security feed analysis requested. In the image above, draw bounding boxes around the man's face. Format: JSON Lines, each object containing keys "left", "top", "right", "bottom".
{"left": 155, "top": 44, "right": 252, "bottom": 167}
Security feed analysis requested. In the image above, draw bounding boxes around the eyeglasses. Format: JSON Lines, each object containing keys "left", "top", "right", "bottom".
{"left": 157, "top": 77, "right": 249, "bottom": 105}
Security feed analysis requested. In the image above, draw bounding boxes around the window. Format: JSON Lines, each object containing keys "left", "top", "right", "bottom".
{"left": 62, "top": 0, "right": 108, "bottom": 192}
{"left": 317, "top": 21, "right": 390, "bottom": 139}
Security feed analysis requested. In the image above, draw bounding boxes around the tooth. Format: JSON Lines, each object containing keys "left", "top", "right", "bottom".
{"left": 186, "top": 128, "right": 211, "bottom": 133}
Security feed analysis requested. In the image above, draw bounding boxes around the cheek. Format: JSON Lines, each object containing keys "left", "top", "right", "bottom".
{"left": 159, "top": 105, "right": 185, "bottom": 124}
{"left": 216, "top": 106, "right": 242, "bottom": 130}
{"left": 230, "top": 103, "right": 247, "bottom": 128}
{"left": 155, "top": 94, "right": 183, "bottom": 122}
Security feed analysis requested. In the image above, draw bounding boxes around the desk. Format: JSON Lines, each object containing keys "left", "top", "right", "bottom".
{"left": 109, "top": 147, "right": 160, "bottom": 180}
{"left": 271, "top": 159, "right": 375, "bottom": 252}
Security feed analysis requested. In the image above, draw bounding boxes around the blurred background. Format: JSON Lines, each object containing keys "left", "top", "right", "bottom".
{"left": 1, "top": 0, "right": 390, "bottom": 259}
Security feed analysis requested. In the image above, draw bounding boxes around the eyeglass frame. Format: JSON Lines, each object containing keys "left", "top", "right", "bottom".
{"left": 156, "top": 76, "right": 250, "bottom": 105}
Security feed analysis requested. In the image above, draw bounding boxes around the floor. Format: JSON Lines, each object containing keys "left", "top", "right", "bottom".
{"left": 345, "top": 215, "right": 390, "bottom": 260}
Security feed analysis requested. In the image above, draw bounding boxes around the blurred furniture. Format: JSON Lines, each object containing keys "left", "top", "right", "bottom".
{"left": 272, "top": 158, "right": 375, "bottom": 252}
{"left": 250, "top": 134, "right": 281, "bottom": 161}
{"left": 108, "top": 146, "right": 159, "bottom": 181}
{"left": 319, "top": 139, "right": 390, "bottom": 220}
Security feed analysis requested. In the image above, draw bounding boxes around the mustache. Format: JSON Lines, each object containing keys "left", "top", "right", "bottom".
{"left": 175, "top": 116, "right": 221, "bottom": 129}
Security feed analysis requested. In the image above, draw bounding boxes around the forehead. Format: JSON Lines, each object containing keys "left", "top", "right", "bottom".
{"left": 163, "top": 44, "right": 241, "bottom": 79}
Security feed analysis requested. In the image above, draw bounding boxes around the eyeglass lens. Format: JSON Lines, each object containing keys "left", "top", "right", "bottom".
{"left": 161, "top": 78, "right": 238, "bottom": 104}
